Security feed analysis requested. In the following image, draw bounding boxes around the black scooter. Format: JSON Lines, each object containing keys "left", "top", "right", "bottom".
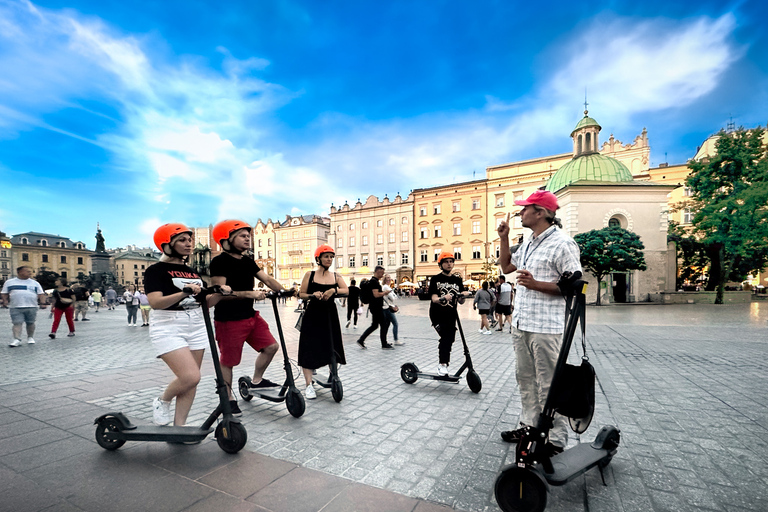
{"left": 494, "top": 272, "right": 621, "bottom": 512}
{"left": 304, "top": 296, "right": 344, "bottom": 402}
{"left": 94, "top": 286, "right": 247, "bottom": 454}
{"left": 238, "top": 290, "right": 306, "bottom": 418}
{"left": 400, "top": 294, "right": 482, "bottom": 394}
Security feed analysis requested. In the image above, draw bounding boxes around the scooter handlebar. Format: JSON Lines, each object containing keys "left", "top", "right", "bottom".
{"left": 265, "top": 288, "right": 297, "bottom": 299}
{"left": 182, "top": 285, "right": 228, "bottom": 302}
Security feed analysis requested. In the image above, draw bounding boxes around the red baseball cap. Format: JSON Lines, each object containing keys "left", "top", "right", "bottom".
{"left": 514, "top": 190, "right": 559, "bottom": 211}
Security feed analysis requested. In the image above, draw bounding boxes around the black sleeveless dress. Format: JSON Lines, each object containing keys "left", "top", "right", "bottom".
{"left": 298, "top": 272, "right": 346, "bottom": 369}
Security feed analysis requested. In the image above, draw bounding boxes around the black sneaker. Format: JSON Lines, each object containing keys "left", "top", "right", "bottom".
{"left": 82, "top": 318, "right": 90, "bottom": 321}
{"left": 249, "top": 378, "right": 280, "bottom": 389}
{"left": 381, "top": 344, "right": 395, "bottom": 350}
{"left": 229, "top": 400, "right": 242, "bottom": 417}
{"left": 48, "top": 333, "right": 55, "bottom": 339}
{"left": 500, "top": 424, "right": 528, "bottom": 443}
{"left": 357, "top": 339, "right": 367, "bottom": 349}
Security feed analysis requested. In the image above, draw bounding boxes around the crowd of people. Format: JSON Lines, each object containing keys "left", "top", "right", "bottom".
{"left": 3, "top": 190, "right": 581, "bottom": 453}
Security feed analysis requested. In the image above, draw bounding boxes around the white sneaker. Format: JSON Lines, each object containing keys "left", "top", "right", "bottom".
{"left": 437, "top": 364, "right": 449, "bottom": 376}
{"left": 482, "top": 330, "right": 493, "bottom": 335}
{"left": 27, "top": 338, "right": 35, "bottom": 344}
{"left": 153, "top": 397, "right": 172, "bottom": 425}
{"left": 9, "top": 339, "right": 21, "bottom": 347}
{"left": 478, "top": 328, "right": 485, "bottom": 333}
{"left": 305, "top": 384, "right": 316, "bottom": 400}
{"left": 394, "top": 341, "right": 405, "bottom": 346}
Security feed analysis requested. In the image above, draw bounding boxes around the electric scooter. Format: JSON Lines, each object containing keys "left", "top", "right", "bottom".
{"left": 400, "top": 294, "right": 482, "bottom": 394}
{"left": 94, "top": 286, "right": 247, "bottom": 454}
{"left": 305, "top": 296, "right": 344, "bottom": 402}
{"left": 494, "top": 272, "right": 621, "bottom": 512}
{"left": 237, "top": 289, "right": 306, "bottom": 418}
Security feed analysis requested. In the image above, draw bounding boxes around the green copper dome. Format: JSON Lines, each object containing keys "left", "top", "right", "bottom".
{"left": 546, "top": 153, "right": 633, "bottom": 192}
{"left": 571, "top": 115, "right": 601, "bottom": 136}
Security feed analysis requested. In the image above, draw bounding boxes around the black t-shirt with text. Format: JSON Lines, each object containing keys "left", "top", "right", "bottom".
{"left": 144, "top": 262, "right": 204, "bottom": 311}
{"left": 209, "top": 253, "right": 262, "bottom": 322}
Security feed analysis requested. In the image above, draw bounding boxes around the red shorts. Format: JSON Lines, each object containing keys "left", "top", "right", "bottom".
{"left": 214, "top": 312, "right": 277, "bottom": 367}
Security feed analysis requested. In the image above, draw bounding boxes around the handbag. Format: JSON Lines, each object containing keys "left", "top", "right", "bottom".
{"left": 294, "top": 307, "right": 305, "bottom": 331}
{"left": 390, "top": 305, "right": 399, "bottom": 313}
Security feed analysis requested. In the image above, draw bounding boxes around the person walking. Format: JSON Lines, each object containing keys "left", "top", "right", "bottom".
{"left": 381, "top": 275, "right": 402, "bottom": 345}
{"left": 123, "top": 284, "right": 140, "bottom": 326}
{"left": 1, "top": 266, "right": 47, "bottom": 346}
{"left": 105, "top": 287, "right": 117, "bottom": 310}
{"left": 494, "top": 275, "right": 514, "bottom": 332}
{"left": 354, "top": 265, "right": 393, "bottom": 350}
{"left": 473, "top": 281, "right": 494, "bottom": 335}
{"left": 497, "top": 190, "right": 582, "bottom": 456}
{"left": 345, "top": 278, "right": 360, "bottom": 329}
{"left": 210, "top": 220, "right": 285, "bottom": 415}
{"left": 137, "top": 288, "right": 151, "bottom": 326}
{"left": 91, "top": 289, "right": 102, "bottom": 312}
{"left": 49, "top": 277, "right": 76, "bottom": 339}
{"left": 72, "top": 284, "right": 90, "bottom": 321}
{"left": 297, "top": 245, "right": 348, "bottom": 399}
{"left": 145, "top": 223, "right": 213, "bottom": 427}
{"left": 428, "top": 251, "right": 469, "bottom": 375}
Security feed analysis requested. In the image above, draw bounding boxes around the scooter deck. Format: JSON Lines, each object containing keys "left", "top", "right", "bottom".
{"left": 542, "top": 442, "right": 614, "bottom": 486}
{"left": 417, "top": 372, "right": 461, "bottom": 383}
{"left": 313, "top": 376, "right": 335, "bottom": 388}
{"left": 107, "top": 425, "right": 213, "bottom": 442}
{"left": 245, "top": 386, "right": 288, "bottom": 402}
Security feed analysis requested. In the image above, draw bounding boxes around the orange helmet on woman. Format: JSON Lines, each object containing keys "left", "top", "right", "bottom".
{"left": 213, "top": 220, "right": 251, "bottom": 252}
{"left": 437, "top": 250, "right": 455, "bottom": 267}
{"left": 314, "top": 244, "right": 335, "bottom": 261}
{"left": 154, "top": 223, "right": 193, "bottom": 256}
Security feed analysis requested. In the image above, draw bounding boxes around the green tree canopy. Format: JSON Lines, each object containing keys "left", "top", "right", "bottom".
{"left": 684, "top": 127, "right": 768, "bottom": 303}
{"left": 574, "top": 226, "right": 647, "bottom": 305}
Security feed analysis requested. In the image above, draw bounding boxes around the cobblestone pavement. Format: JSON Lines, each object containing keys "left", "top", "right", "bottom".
{"left": 0, "top": 299, "right": 766, "bottom": 511}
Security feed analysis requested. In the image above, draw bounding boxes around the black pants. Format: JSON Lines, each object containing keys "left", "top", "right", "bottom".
{"left": 431, "top": 311, "right": 456, "bottom": 364}
{"left": 357, "top": 308, "right": 390, "bottom": 347}
{"left": 346, "top": 303, "right": 359, "bottom": 325}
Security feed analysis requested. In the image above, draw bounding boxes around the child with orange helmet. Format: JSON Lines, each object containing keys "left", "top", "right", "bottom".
{"left": 428, "top": 250, "right": 469, "bottom": 376}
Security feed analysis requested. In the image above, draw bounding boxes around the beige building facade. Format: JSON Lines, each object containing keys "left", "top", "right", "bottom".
{"left": 275, "top": 215, "right": 330, "bottom": 288}
{"left": 111, "top": 249, "right": 160, "bottom": 288}
{"left": 252, "top": 219, "right": 279, "bottom": 278}
{"left": 10, "top": 232, "right": 92, "bottom": 282}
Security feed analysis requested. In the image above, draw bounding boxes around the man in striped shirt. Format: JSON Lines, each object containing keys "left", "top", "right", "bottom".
{"left": 497, "top": 190, "right": 582, "bottom": 456}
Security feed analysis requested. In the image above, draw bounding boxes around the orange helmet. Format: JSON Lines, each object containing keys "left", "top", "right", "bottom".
{"left": 314, "top": 244, "right": 335, "bottom": 260}
{"left": 437, "top": 250, "right": 455, "bottom": 266}
{"left": 213, "top": 220, "right": 251, "bottom": 251}
{"left": 154, "top": 223, "right": 193, "bottom": 255}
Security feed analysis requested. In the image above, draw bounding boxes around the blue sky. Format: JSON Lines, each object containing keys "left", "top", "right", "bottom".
{"left": 1, "top": 0, "right": 766, "bottom": 249}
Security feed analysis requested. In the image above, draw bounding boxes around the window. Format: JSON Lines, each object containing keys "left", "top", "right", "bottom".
{"left": 377, "top": 255, "right": 383, "bottom": 266}
{"left": 362, "top": 235, "right": 368, "bottom": 246}
{"left": 472, "top": 199, "right": 480, "bottom": 210}
{"left": 292, "top": 256, "right": 299, "bottom": 264}
{"left": 305, "top": 229, "right": 310, "bottom": 237}
{"left": 281, "top": 243, "right": 288, "bottom": 252}
{"left": 495, "top": 245, "right": 500, "bottom": 258}
{"left": 59, "top": 241, "right": 66, "bottom": 248}
{"left": 377, "top": 234, "right": 383, "bottom": 244}
{"left": 433, "top": 204, "right": 441, "bottom": 215}
{"left": 258, "top": 239, "right": 263, "bottom": 247}
{"left": 281, "top": 233, "right": 287, "bottom": 240}
{"left": 76, "top": 243, "right": 83, "bottom": 249}
{"left": 684, "top": 187, "right": 693, "bottom": 197}
{"left": 337, "top": 238, "right": 343, "bottom": 248}
{"left": 420, "top": 228, "right": 428, "bottom": 239}
{"left": 292, "top": 269, "right": 301, "bottom": 279}
{"left": 453, "top": 223, "right": 461, "bottom": 236}
{"left": 40, "top": 239, "right": 48, "bottom": 246}
{"left": 420, "top": 250, "right": 428, "bottom": 262}
{"left": 304, "top": 241, "right": 310, "bottom": 250}
{"left": 21, "top": 238, "right": 28, "bottom": 245}
{"left": 282, "top": 256, "right": 289, "bottom": 264}
{"left": 433, "top": 249, "right": 441, "bottom": 261}
{"left": 337, "top": 225, "right": 342, "bottom": 232}
{"left": 42, "top": 254, "right": 48, "bottom": 263}
{"left": 472, "top": 221, "right": 481, "bottom": 234}
{"left": 389, "top": 253, "right": 396, "bottom": 266}
{"left": 349, "top": 256, "right": 356, "bottom": 268}
{"left": 22, "top": 253, "right": 29, "bottom": 261}
{"left": 472, "top": 246, "right": 481, "bottom": 259}
{"left": 401, "top": 253, "right": 409, "bottom": 265}
{"left": 281, "top": 270, "right": 289, "bottom": 279}
{"left": 78, "top": 257, "right": 83, "bottom": 265}
{"left": 258, "top": 251, "right": 263, "bottom": 259}
{"left": 61, "top": 271, "right": 67, "bottom": 278}
{"left": 293, "top": 242, "right": 299, "bottom": 251}
{"left": 454, "top": 247, "right": 462, "bottom": 260}
{"left": 60, "top": 256, "right": 67, "bottom": 263}
{"left": 401, "top": 232, "right": 408, "bottom": 242}
{"left": 495, "top": 195, "right": 505, "bottom": 207}
{"left": 362, "top": 255, "right": 369, "bottom": 267}
{"left": 337, "top": 256, "right": 343, "bottom": 268}
{"left": 350, "top": 237, "right": 355, "bottom": 247}
{"left": 683, "top": 209, "right": 693, "bottom": 224}
{"left": 349, "top": 223, "right": 355, "bottom": 231}
{"left": 389, "top": 218, "right": 395, "bottom": 226}
{"left": 267, "top": 250, "right": 272, "bottom": 258}
{"left": 389, "top": 233, "right": 395, "bottom": 243}
{"left": 377, "top": 220, "right": 383, "bottom": 227}
{"left": 420, "top": 207, "right": 427, "bottom": 217}
{"left": 134, "top": 264, "right": 138, "bottom": 269}
{"left": 402, "top": 216, "right": 408, "bottom": 224}
{"left": 608, "top": 218, "right": 621, "bottom": 228}
{"left": 362, "top": 222, "right": 368, "bottom": 229}
{"left": 292, "top": 231, "right": 298, "bottom": 239}
{"left": 452, "top": 201, "right": 460, "bottom": 212}
{"left": 434, "top": 226, "right": 441, "bottom": 238}
{"left": 0, "top": 251, "right": 5, "bottom": 258}
{"left": 268, "top": 239, "right": 272, "bottom": 246}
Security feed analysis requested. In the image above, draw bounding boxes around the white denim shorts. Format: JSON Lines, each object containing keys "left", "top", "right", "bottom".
{"left": 149, "top": 308, "right": 209, "bottom": 357}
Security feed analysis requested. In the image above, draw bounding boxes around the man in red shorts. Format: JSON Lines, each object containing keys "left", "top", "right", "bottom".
{"left": 210, "top": 220, "right": 284, "bottom": 415}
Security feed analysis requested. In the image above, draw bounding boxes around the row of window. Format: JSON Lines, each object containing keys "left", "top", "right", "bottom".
{"left": 334, "top": 253, "right": 409, "bottom": 269}
{"left": 335, "top": 232, "right": 408, "bottom": 248}
{"left": 19, "top": 253, "right": 84, "bottom": 264}
{"left": 17, "top": 238, "right": 84, "bottom": 249}
{"left": 418, "top": 246, "right": 501, "bottom": 262}
{"left": 336, "top": 218, "right": 408, "bottom": 232}
{"left": 416, "top": 193, "right": 530, "bottom": 217}
{"left": 279, "top": 229, "right": 325, "bottom": 240}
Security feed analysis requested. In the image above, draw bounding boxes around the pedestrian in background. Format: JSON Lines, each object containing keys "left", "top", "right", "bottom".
{"left": 345, "top": 278, "right": 360, "bottom": 329}
{"left": 381, "top": 274, "right": 402, "bottom": 345}
{"left": 2, "top": 265, "right": 47, "bottom": 347}
{"left": 49, "top": 277, "right": 76, "bottom": 339}
{"left": 494, "top": 275, "right": 514, "bottom": 332}
{"left": 105, "top": 286, "right": 117, "bottom": 310}
{"left": 91, "top": 289, "right": 102, "bottom": 312}
{"left": 354, "top": 266, "right": 393, "bottom": 350}
{"left": 123, "top": 284, "right": 140, "bottom": 326}
{"left": 137, "top": 288, "right": 151, "bottom": 326}
{"left": 473, "top": 281, "right": 494, "bottom": 335}
{"left": 72, "top": 283, "right": 90, "bottom": 321}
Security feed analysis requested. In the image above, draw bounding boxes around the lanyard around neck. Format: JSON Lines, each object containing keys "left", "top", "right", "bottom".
{"left": 520, "top": 227, "right": 555, "bottom": 269}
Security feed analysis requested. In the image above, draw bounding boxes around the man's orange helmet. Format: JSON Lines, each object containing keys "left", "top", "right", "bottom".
{"left": 154, "top": 223, "right": 193, "bottom": 256}
{"left": 213, "top": 220, "right": 251, "bottom": 251}
{"left": 437, "top": 250, "right": 455, "bottom": 266}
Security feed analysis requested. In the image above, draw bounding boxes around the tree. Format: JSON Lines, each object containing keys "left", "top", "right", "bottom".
{"left": 685, "top": 127, "right": 768, "bottom": 303}
{"left": 34, "top": 269, "right": 59, "bottom": 291}
{"left": 574, "top": 226, "right": 647, "bottom": 305}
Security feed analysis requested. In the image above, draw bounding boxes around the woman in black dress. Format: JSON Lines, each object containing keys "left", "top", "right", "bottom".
{"left": 298, "top": 245, "right": 349, "bottom": 399}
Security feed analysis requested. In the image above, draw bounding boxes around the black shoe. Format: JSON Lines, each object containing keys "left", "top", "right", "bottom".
{"left": 229, "top": 400, "right": 242, "bottom": 417}
{"left": 82, "top": 318, "right": 90, "bottom": 321}
{"left": 48, "top": 333, "right": 55, "bottom": 339}
{"left": 249, "top": 378, "right": 280, "bottom": 389}
{"left": 496, "top": 328, "right": 503, "bottom": 331}
{"left": 500, "top": 424, "right": 528, "bottom": 443}
{"left": 546, "top": 442, "right": 564, "bottom": 457}
{"left": 357, "top": 339, "right": 366, "bottom": 349}
{"left": 381, "top": 344, "right": 395, "bottom": 350}
{"left": 74, "top": 318, "right": 79, "bottom": 321}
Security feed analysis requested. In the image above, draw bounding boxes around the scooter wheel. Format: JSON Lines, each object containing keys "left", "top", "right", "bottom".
{"left": 216, "top": 421, "right": 247, "bottom": 454}
{"left": 238, "top": 377, "right": 253, "bottom": 401}
{"left": 400, "top": 363, "right": 418, "bottom": 384}
{"left": 331, "top": 378, "right": 343, "bottom": 403}
{"left": 494, "top": 465, "right": 547, "bottom": 512}
{"left": 466, "top": 370, "right": 482, "bottom": 394}
{"left": 95, "top": 418, "right": 125, "bottom": 451}
{"left": 286, "top": 389, "right": 305, "bottom": 418}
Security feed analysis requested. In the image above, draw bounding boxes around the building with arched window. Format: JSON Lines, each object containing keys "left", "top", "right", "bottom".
{"left": 9, "top": 232, "right": 92, "bottom": 282}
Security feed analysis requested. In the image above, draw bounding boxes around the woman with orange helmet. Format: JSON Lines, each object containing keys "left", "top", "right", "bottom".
{"left": 144, "top": 223, "right": 214, "bottom": 426}
{"left": 297, "top": 244, "right": 349, "bottom": 400}
{"left": 428, "top": 249, "right": 468, "bottom": 376}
